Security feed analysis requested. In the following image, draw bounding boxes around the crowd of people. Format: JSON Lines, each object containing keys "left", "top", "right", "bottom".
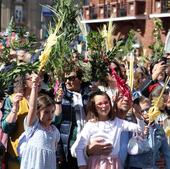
{"left": 0, "top": 41, "right": 170, "bottom": 169}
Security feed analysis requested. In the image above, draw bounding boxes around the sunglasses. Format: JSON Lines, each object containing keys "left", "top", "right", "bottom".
{"left": 65, "top": 76, "right": 77, "bottom": 81}
{"left": 141, "top": 108, "right": 150, "bottom": 115}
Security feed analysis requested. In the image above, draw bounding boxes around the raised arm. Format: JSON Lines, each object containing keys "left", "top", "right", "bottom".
{"left": 1, "top": 93, "right": 23, "bottom": 133}
{"left": 26, "top": 74, "right": 40, "bottom": 127}
{"left": 5, "top": 93, "right": 23, "bottom": 123}
{"left": 54, "top": 86, "right": 63, "bottom": 116}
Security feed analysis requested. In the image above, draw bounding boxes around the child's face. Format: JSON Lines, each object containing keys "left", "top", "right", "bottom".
{"left": 38, "top": 105, "right": 55, "bottom": 127}
{"left": 139, "top": 101, "right": 150, "bottom": 123}
{"left": 94, "top": 95, "right": 111, "bottom": 121}
{"left": 141, "top": 109, "right": 150, "bottom": 123}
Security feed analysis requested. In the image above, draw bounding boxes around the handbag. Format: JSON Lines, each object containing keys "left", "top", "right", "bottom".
{"left": 127, "top": 133, "right": 151, "bottom": 155}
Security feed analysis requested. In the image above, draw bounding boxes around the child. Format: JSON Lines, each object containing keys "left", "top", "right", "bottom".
{"left": 128, "top": 96, "right": 170, "bottom": 169}
{"left": 20, "top": 74, "right": 60, "bottom": 169}
{"left": 73, "top": 90, "right": 144, "bottom": 169}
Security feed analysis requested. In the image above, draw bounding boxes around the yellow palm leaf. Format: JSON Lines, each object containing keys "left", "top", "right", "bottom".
{"left": 165, "top": 127, "right": 170, "bottom": 137}
{"left": 39, "top": 16, "right": 65, "bottom": 71}
{"left": 99, "top": 15, "right": 115, "bottom": 52}
{"left": 148, "top": 105, "right": 161, "bottom": 123}
{"left": 128, "top": 53, "right": 134, "bottom": 91}
{"left": 148, "top": 76, "right": 170, "bottom": 124}
{"left": 107, "top": 18, "right": 115, "bottom": 51}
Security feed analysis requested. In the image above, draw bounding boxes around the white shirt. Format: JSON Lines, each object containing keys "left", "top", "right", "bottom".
{"left": 74, "top": 117, "right": 143, "bottom": 166}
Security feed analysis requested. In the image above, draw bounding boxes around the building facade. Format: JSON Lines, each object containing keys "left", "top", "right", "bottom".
{"left": 1, "top": 0, "right": 53, "bottom": 39}
{"left": 82, "top": 0, "right": 170, "bottom": 54}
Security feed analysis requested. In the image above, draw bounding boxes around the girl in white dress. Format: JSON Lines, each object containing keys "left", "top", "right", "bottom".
{"left": 74, "top": 90, "right": 144, "bottom": 169}
{"left": 20, "top": 74, "right": 60, "bottom": 169}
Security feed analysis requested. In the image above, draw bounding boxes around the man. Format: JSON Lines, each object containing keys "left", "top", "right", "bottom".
{"left": 55, "top": 68, "right": 91, "bottom": 169}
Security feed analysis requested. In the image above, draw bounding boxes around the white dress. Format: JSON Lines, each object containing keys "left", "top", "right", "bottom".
{"left": 74, "top": 117, "right": 144, "bottom": 169}
{"left": 20, "top": 120, "right": 60, "bottom": 169}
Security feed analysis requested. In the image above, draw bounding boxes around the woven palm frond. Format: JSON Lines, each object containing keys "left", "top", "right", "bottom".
{"left": 39, "top": 15, "right": 65, "bottom": 71}
{"left": 148, "top": 76, "right": 170, "bottom": 124}
{"left": 148, "top": 97, "right": 161, "bottom": 123}
{"left": 107, "top": 18, "right": 116, "bottom": 51}
{"left": 99, "top": 20, "right": 116, "bottom": 53}
{"left": 165, "top": 127, "right": 170, "bottom": 137}
{"left": 76, "top": 15, "right": 88, "bottom": 36}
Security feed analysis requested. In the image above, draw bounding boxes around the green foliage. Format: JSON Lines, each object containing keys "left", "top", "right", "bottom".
{"left": 90, "top": 52, "right": 109, "bottom": 83}
{"left": 0, "top": 18, "right": 37, "bottom": 65}
{"left": 149, "top": 18, "right": 164, "bottom": 61}
{"left": 44, "top": 0, "right": 81, "bottom": 82}
{"left": 87, "top": 31, "right": 104, "bottom": 51}
{"left": 124, "top": 30, "right": 136, "bottom": 53}
{"left": 116, "top": 30, "right": 138, "bottom": 59}
{"left": 86, "top": 31, "right": 123, "bottom": 83}
{"left": 0, "top": 47, "right": 10, "bottom": 64}
{"left": 5, "top": 17, "right": 16, "bottom": 35}
{"left": 0, "top": 62, "right": 39, "bottom": 92}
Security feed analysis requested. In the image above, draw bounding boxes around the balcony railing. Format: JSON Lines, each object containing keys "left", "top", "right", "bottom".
{"left": 83, "top": 4, "right": 128, "bottom": 20}
{"left": 82, "top": 0, "right": 147, "bottom": 21}
{"left": 161, "top": 0, "right": 170, "bottom": 13}
{"left": 119, "top": 6, "right": 127, "bottom": 17}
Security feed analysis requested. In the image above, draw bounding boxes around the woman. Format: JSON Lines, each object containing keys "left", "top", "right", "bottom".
{"left": 1, "top": 73, "right": 35, "bottom": 169}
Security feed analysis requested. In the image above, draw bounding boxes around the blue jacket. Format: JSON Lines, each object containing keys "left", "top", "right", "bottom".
{"left": 128, "top": 123, "right": 170, "bottom": 169}
{"left": 55, "top": 82, "right": 91, "bottom": 161}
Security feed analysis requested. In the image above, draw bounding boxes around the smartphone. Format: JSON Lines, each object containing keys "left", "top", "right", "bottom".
{"left": 160, "top": 57, "right": 167, "bottom": 64}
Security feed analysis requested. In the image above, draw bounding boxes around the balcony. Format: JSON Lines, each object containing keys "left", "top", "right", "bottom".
{"left": 162, "top": 0, "right": 170, "bottom": 13}
{"left": 150, "top": 0, "right": 170, "bottom": 18}
{"left": 82, "top": 1, "right": 146, "bottom": 23}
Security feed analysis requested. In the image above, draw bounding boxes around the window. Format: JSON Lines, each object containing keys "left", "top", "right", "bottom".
{"left": 14, "top": 5, "right": 23, "bottom": 24}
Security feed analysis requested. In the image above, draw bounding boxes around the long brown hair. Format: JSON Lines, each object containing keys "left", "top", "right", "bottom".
{"left": 86, "top": 90, "right": 115, "bottom": 121}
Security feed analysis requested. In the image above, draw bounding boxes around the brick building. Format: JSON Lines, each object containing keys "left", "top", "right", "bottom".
{"left": 0, "top": 0, "right": 53, "bottom": 39}
{"left": 82, "top": 0, "right": 170, "bottom": 54}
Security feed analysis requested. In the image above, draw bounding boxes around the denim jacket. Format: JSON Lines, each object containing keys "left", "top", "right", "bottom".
{"left": 128, "top": 123, "right": 170, "bottom": 169}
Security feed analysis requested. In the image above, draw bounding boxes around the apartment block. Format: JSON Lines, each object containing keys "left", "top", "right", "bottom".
{"left": 1, "top": 0, "right": 53, "bottom": 39}
{"left": 82, "top": 0, "right": 170, "bottom": 54}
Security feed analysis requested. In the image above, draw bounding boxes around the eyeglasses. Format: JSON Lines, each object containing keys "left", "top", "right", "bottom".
{"left": 141, "top": 108, "right": 150, "bottom": 115}
{"left": 96, "top": 101, "right": 110, "bottom": 107}
{"left": 65, "top": 76, "right": 77, "bottom": 81}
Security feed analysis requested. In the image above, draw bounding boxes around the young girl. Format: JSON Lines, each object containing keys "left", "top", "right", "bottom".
{"left": 74, "top": 90, "right": 144, "bottom": 169}
{"left": 20, "top": 74, "right": 60, "bottom": 169}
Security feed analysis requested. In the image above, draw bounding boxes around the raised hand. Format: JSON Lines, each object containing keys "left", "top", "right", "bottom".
{"left": 55, "top": 86, "right": 64, "bottom": 103}
{"left": 12, "top": 93, "right": 23, "bottom": 113}
{"left": 152, "top": 61, "right": 166, "bottom": 81}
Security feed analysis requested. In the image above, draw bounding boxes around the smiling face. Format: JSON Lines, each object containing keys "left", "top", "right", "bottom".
{"left": 65, "top": 72, "right": 81, "bottom": 92}
{"left": 94, "top": 95, "right": 111, "bottom": 121}
{"left": 86, "top": 91, "right": 114, "bottom": 121}
{"left": 139, "top": 97, "right": 151, "bottom": 123}
{"left": 116, "top": 92, "right": 132, "bottom": 116}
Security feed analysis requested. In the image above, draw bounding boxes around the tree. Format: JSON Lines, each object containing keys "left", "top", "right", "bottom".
{"left": 149, "top": 18, "right": 164, "bottom": 61}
